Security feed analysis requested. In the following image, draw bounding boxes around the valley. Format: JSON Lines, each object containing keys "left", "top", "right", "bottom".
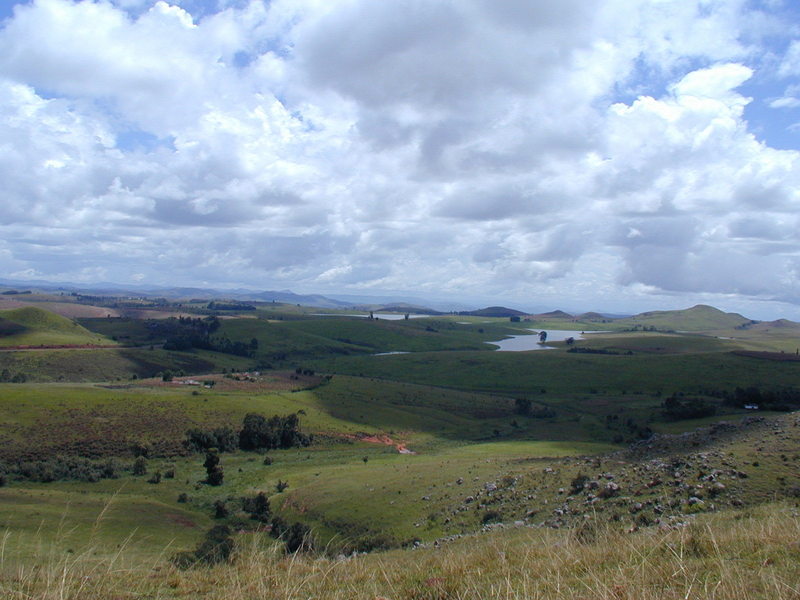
{"left": 0, "top": 292, "right": 799, "bottom": 598}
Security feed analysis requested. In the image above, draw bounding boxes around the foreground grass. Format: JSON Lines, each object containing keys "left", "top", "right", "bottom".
{"left": 3, "top": 502, "right": 799, "bottom": 599}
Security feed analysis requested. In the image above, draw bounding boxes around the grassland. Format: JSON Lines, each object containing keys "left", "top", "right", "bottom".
{"left": 0, "top": 307, "right": 112, "bottom": 348}
{"left": 613, "top": 304, "right": 751, "bottom": 331}
{"left": 0, "top": 347, "right": 253, "bottom": 383}
{"left": 2, "top": 299, "right": 800, "bottom": 598}
{"left": 309, "top": 348, "right": 800, "bottom": 397}
{"left": 4, "top": 501, "right": 800, "bottom": 599}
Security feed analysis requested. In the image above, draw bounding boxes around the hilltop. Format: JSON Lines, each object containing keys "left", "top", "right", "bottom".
{"left": 615, "top": 304, "right": 752, "bottom": 332}
{"left": 0, "top": 306, "right": 113, "bottom": 348}
{"left": 458, "top": 306, "right": 527, "bottom": 317}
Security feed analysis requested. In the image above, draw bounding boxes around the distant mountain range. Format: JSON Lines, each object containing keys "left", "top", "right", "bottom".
{"left": 2, "top": 278, "right": 793, "bottom": 328}
{"left": 0, "top": 278, "right": 477, "bottom": 312}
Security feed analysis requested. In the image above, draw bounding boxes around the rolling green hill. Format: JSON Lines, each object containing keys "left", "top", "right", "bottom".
{"left": 618, "top": 304, "right": 751, "bottom": 332}
{"left": 2, "top": 297, "right": 800, "bottom": 599}
{"left": 0, "top": 306, "right": 113, "bottom": 347}
{"left": 309, "top": 349, "right": 800, "bottom": 397}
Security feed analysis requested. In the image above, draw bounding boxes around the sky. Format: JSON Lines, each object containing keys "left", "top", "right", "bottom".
{"left": 1, "top": 0, "right": 800, "bottom": 318}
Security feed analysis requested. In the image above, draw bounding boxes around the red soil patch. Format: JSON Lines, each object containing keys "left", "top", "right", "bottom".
{"left": 166, "top": 514, "right": 197, "bottom": 528}
{"left": 346, "top": 433, "right": 416, "bottom": 454}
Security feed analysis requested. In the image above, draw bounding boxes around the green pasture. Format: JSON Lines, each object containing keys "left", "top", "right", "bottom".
{"left": 0, "top": 382, "right": 384, "bottom": 461}
{"left": 280, "top": 317, "right": 518, "bottom": 353}
{"left": 77, "top": 317, "right": 161, "bottom": 346}
{"left": 0, "top": 485, "right": 210, "bottom": 564}
{"left": 217, "top": 316, "right": 526, "bottom": 363}
{"left": 0, "top": 347, "right": 253, "bottom": 383}
{"left": 309, "top": 350, "right": 800, "bottom": 397}
{"left": 0, "top": 307, "right": 112, "bottom": 348}
{"left": 566, "top": 331, "right": 742, "bottom": 354}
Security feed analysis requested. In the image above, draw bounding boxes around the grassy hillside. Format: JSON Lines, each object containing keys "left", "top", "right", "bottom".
{"left": 215, "top": 316, "right": 524, "bottom": 364}
{"left": 0, "top": 306, "right": 113, "bottom": 348}
{"left": 280, "top": 317, "right": 515, "bottom": 353}
{"left": 567, "top": 331, "right": 741, "bottom": 354}
{"left": 4, "top": 500, "right": 800, "bottom": 599}
{"left": 2, "top": 299, "right": 800, "bottom": 599}
{"left": 0, "top": 346, "right": 254, "bottom": 383}
{"left": 1, "top": 369, "right": 796, "bottom": 557}
{"left": 617, "top": 304, "right": 751, "bottom": 332}
{"left": 309, "top": 349, "right": 800, "bottom": 397}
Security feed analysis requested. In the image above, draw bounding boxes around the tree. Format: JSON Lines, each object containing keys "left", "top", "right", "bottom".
{"left": 192, "top": 525, "right": 235, "bottom": 565}
{"left": 538, "top": 330, "right": 547, "bottom": 343}
{"left": 514, "top": 397, "right": 532, "bottom": 415}
{"left": 213, "top": 500, "right": 229, "bottom": 519}
{"left": 132, "top": 456, "right": 148, "bottom": 476}
{"left": 204, "top": 449, "right": 224, "bottom": 486}
{"left": 284, "top": 522, "right": 314, "bottom": 553}
{"left": 242, "top": 492, "right": 271, "bottom": 523}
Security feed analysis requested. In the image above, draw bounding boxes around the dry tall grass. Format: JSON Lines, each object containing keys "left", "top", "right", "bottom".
{"left": 2, "top": 503, "right": 799, "bottom": 599}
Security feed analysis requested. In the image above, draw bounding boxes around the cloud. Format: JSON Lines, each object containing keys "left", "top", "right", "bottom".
{"left": 0, "top": 0, "right": 799, "bottom": 316}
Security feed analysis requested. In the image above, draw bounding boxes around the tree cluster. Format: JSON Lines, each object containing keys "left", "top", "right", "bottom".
{"left": 156, "top": 316, "right": 220, "bottom": 351}
{"left": 184, "top": 413, "right": 312, "bottom": 455}
{"left": 184, "top": 427, "right": 238, "bottom": 453}
{"left": 662, "top": 395, "right": 717, "bottom": 420}
{"left": 238, "top": 413, "right": 312, "bottom": 451}
{"left": 1, "top": 456, "right": 122, "bottom": 483}
{"left": 723, "top": 386, "right": 800, "bottom": 411}
{"left": 0, "top": 369, "right": 28, "bottom": 383}
{"left": 207, "top": 301, "right": 256, "bottom": 311}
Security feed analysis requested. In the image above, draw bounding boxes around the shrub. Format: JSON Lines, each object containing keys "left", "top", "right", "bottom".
{"left": 213, "top": 500, "right": 229, "bottom": 519}
{"left": 203, "top": 450, "right": 224, "bottom": 485}
{"left": 270, "top": 515, "right": 288, "bottom": 537}
{"left": 283, "top": 522, "right": 314, "bottom": 553}
{"left": 482, "top": 510, "right": 502, "bottom": 525}
{"left": 172, "top": 525, "right": 235, "bottom": 568}
{"left": 132, "top": 457, "right": 147, "bottom": 476}
{"left": 514, "top": 398, "right": 531, "bottom": 415}
{"left": 570, "top": 473, "right": 589, "bottom": 495}
{"left": 242, "top": 492, "right": 272, "bottom": 523}
{"left": 148, "top": 471, "right": 162, "bottom": 484}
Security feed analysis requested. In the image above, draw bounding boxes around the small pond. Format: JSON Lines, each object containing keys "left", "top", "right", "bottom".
{"left": 488, "top": 329, "right": 598, "bottom": 351}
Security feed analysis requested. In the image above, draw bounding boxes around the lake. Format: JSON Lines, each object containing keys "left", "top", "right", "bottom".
{"left": 488, "top": 329, "right": 597, "bottom": 351}
{"left": 311, "top": 313, "right": 428, "bottom": 320}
